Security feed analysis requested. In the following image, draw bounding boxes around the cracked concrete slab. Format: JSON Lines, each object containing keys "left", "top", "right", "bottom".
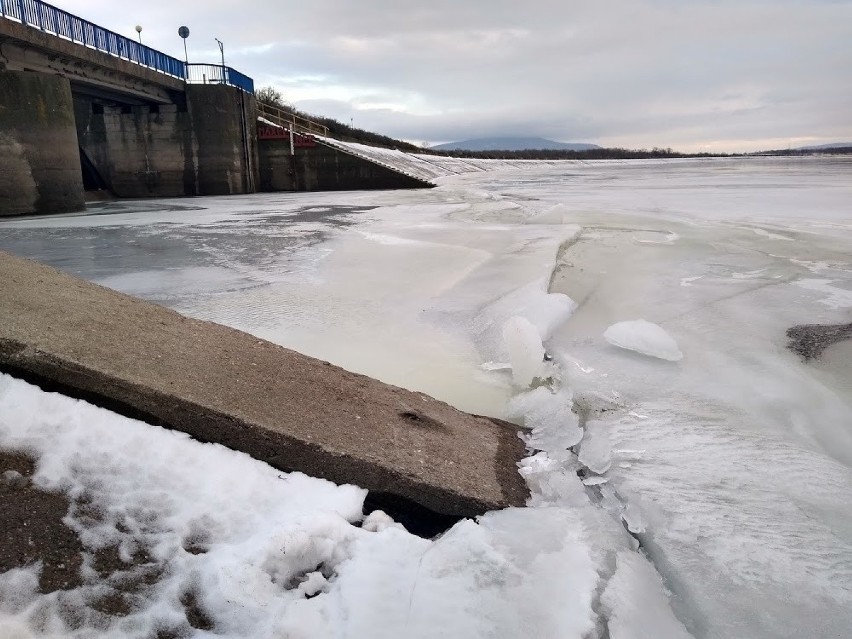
{"left": 0, "top": 251, "right": 528, "bottom": 519}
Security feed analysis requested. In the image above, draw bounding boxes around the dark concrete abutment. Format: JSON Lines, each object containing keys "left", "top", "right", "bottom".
{"left": 0, "top": 69, "right": 85, "bottom": 215}
{"left": 73, "top": 85, "right": 258, "bottom": 199}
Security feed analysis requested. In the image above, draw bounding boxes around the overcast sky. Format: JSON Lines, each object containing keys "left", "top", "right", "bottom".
{"left": 59, "top": 0, "right": 851, "bottom": 151}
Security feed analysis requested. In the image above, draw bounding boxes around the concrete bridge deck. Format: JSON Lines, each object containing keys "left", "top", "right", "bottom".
{"left": 0, "top": 10, "right": 185, "bottom": 104}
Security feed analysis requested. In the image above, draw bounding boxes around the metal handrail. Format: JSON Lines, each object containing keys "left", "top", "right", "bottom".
{"left": 1, "top": 0, "right": 185, "bottom": 78}
{"left": 185, "top": 63, "right": 254, "bottom": 93}
{"left": 257, "top": 101, "right": 329, "bottom": 137}
{"left": 1, "top": 0, "right": 254, "bottom": 92}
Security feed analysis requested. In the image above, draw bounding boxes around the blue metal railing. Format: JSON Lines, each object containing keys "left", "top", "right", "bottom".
{"left": 186, "top": 63, "right": 254, "bottom": 94}
{"left": 0, "top": 0, "right": 253, "bottom": 92}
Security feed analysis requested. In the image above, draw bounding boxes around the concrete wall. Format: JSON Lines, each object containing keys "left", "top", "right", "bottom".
{"left": 75, "top": 85, "right": 258, "bottom": 198}
{"left": 75, "top": 99, "right": 193, "bottom": 198}
{"left": 0, "top": 70, "right": 85, "bottom": 216}
{"left": 186, "top": 85, "right": 258, "bottom": 196}
{"left": 258, "top": 139, "right": 297, "bottom": 191}
{"left": 259, "top": 138, "right": 429, "bottom": 191}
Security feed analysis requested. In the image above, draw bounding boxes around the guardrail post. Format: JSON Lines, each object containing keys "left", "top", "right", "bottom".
{"left": 36, "top": 0, "right": 43, "bottom": 29}
{"left": 18, "top": 0, "right": 26, "bottom": 25}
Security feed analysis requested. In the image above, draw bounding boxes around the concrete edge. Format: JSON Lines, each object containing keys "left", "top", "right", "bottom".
{"left": 0, "top": 338, "right": 521, "bottom": 519}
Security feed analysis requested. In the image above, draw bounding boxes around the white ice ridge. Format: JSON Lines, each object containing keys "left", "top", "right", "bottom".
{"left": 502, "top": 316, "right": 546, "bottom": 387}
{"left": 0, "top": 374, "right": 693, "bottom": 639}
{"left": 603, "top": 319, "right": 683, "bottom": 362}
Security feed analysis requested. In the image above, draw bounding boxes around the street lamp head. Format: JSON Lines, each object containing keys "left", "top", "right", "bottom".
{"left": 178, "top": 27, "right": 190, "bottom": 66}
{"left": 135, "top": 25, "right": 142, "bottom": 34}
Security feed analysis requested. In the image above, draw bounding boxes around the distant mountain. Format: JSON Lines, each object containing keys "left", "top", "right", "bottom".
{"left": 431, "top": 137, "right": 600, "bottom": 152}
{"left": 795, "top": 142, "right": 852, "bottom": 150}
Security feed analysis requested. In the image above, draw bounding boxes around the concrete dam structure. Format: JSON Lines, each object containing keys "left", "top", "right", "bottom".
{"left": 0, "top": 0, "right": 570, "bottom": 217}
{"left": 0, "top": 0, "right": 446, "bottom": 217}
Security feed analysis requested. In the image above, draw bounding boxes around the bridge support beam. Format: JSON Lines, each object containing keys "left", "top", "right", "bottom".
{"left": 0, "top": 70, "right": 84, "bottom": 216}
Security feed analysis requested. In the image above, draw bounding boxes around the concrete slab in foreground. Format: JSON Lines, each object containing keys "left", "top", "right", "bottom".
{"left": 0, "top": 251, "right": 528, "bottom": 520}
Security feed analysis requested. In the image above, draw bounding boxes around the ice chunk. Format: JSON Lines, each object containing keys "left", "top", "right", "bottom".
{"left": 362, "top": 509, "right": 404, "bottom": 533}
{"left": 601, "top": 551, "right": 694, "bottom": 639}
{"left": 603, "top": 319, "right": 683, "bottom": 361}
{"left": 621, "top": 502, "right": 646, "bottom": 534}
{"left": 479, "top": 361, "right": 511, "bottom": 372}
{"left": 494, "top": 280, "right": 578, "bottom": 341}
{"left": 502, "top": 316, "right": 545, "bottom": 387}
{"left": 297, "top": 571, "right": 329, "bottom": 597}
{"left": 578, "top": 420, "right": 612, "bottom": 474}
{"left": 507, "top": 386, "right": 582, "bottom": 452}
{"left": 518, "top": 450, "right": 589, "bottom": 507}
{"left": 475, "top": 278, "right": 577, "bottom": 363}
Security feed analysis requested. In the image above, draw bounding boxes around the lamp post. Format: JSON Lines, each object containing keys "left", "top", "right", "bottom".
{"left": 178, "top": 26, "right": 190, "bottom": 66}
{"left": 214, "top": 38, "right": 225, "bottom": 84}
{"left": 135, "top": 25, "right": 142, "bottom": 43}
{"left": 215, "top": 37, "right": 225, "bottom": 69}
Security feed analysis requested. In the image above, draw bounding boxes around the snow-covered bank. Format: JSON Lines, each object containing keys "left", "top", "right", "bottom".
{"left": 0, "top": 373, "right": 687, "bottom": 638}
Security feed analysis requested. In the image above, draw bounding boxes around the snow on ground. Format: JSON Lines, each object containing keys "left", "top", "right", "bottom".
{"left": 0, "top": 372, "right": 684, "bottom": 639}
{"left": 1, "top": 156, "right": 852, "bottom": 637}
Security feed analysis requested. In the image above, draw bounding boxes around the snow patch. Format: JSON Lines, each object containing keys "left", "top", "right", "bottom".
{"left": 795, "top": 278, "right": 852, "bottom": 309}
{"left": 257, "top": 116, "right": 283, "bottom": 128}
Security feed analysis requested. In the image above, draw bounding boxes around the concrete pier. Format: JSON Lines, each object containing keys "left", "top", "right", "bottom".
{"left": 0, "top": 70, "right": 84, "bottom": 216}
{"left": 73, "top": 85, "right": 258, "bottom": 198}
{"left": 0, "top": 251, "right": 528, "bottom": 520}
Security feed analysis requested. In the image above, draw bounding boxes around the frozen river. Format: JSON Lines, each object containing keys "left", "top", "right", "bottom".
{"left": 1, "top": 155, "right": 851, "bottom": 638}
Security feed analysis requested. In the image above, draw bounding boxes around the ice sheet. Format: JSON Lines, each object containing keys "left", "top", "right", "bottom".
{"left": 2, "top": 156, "right": 851, "bottom": 638}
